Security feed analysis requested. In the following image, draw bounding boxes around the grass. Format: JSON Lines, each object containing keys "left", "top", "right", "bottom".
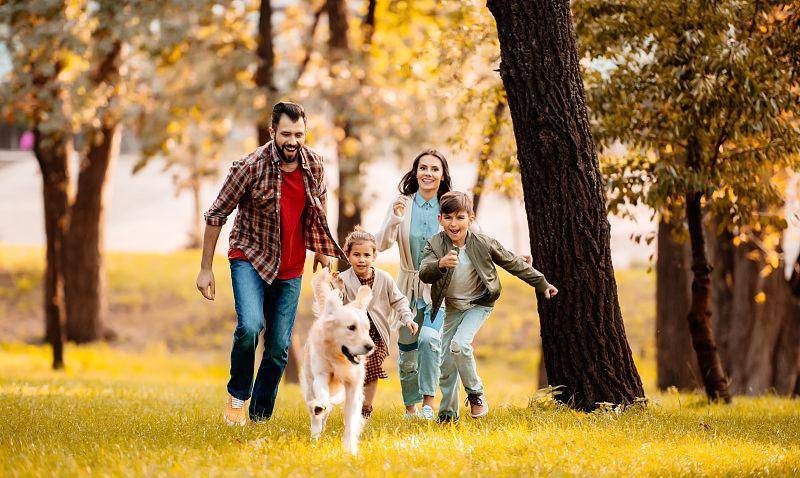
{"left": 6, "top": 243, "right": 796, "bottom": 476}
{"left": 2, "top": 344, "right": 800, "bottom": 477}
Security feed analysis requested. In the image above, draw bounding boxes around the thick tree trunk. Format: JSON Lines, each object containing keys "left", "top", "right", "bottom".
{"left": 488, "top": 0, "right": 644, "bottom": 410}
{"left": 656, "top": 219, "right": 699, "bottom": 390}
{"left": 684, "top": 191, "right": 731, "bottom": 402}
{"left": 473, "top": 98, "right": 506, "bottom": 216}
{"left": 64, "top": 125, "right": 120, "bottom": 343}
{"left": 33, "top": 130, "right": 71, "bottom": 369}
{"left": 256, "top": 0, "right": 276, "bottom": 145}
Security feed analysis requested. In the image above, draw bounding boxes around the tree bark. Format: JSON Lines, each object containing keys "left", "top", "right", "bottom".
{"left": 64, "top": 125, "right": 120, "bottom": 343}
{"left": 473, "top": 98, "right": 506, "bottom": 216}
{"left": 34, "top": 130, "right": 71, "bottom": 369}
{"left": 656, "top": 219, "right": 699, "bottom": 390}
{"left": 684, "top": 190, "right": 731, "bottom": 402}
{"left": 256, "top": 0, "right": 276, "bottom": 145}
{"left": 488, "top": 0, "right": 644, "bottom": 410}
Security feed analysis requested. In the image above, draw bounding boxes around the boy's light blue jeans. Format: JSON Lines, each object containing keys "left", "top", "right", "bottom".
{"left": 397, "top": 302, "right": 445, "bottom": 406}
{"left": 438, "top": 304, "right": 493, "bottom": 419}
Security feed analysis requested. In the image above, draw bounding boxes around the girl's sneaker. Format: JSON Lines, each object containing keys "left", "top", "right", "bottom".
{"left": 466, "top": 393, "right": 489, "bottom": 418}
{"left": 419, "top": 405, "right": 435, "bottom": 420}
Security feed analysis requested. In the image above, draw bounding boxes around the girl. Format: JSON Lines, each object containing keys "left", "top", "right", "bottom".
{"left": 336, "top": 227, "right": 419, "bottom": 418}
{"left": 375, "top": 149, "right": 453, "bottom": 420}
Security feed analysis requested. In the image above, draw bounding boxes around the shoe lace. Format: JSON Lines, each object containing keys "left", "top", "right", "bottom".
{"left": 465, "top": 394, "right": 484, "bottom": 407}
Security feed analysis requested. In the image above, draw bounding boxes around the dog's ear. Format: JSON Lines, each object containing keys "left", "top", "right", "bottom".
{"left": 352, "top": 285, "right": 372, "bottom": 310}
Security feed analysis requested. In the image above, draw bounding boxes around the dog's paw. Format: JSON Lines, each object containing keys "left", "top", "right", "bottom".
{"left": 343, "top": 441, "right": 358, "bottom": 455}
{"left": 310, "top": 399, "right": 330, "bottom": 415}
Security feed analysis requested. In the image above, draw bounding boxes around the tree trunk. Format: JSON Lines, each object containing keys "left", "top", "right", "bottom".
{"left": 707, "top": 220, "right": 736, "bottom": 371}
{"left": 187, "top": 166, "right": 203, "bottom": 249}
{"left": 656, "top": 219, "right": 699, "bottom": 390}
{"left": 488, "top": 0, "right": 644, "bottom": 410}
{"left": 684, "top": 190, "right": 731, "bottom": 402}
{"left": 256, "top": 0, "right": 276, "bottom": 145}
{"left": 327, "top": 0, "right": 363, "bottom": 251}
{"left": 64, "top": 125, "right": 120, "bottom": 343}
{"left": 473, "top": 98, "right": 506, "bottom": 216}
{"left": 537, "top": 353, "right": 548, "bottom": 388}
{"left": 34, "top": 130, "right": 71, "bottom": 369}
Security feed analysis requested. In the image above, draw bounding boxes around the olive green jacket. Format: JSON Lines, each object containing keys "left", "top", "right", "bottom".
{"left": 419, "top": 231, "right": 552, "bottom": 319}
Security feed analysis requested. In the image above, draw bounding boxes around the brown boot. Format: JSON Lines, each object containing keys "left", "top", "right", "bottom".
{"left": 466, "top": 393, "right": 489, "bottom": 418}
{"left": 224, "top": 394, "right": 247, "bottom": 426}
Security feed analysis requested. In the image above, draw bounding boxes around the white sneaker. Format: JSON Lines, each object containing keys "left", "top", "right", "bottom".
{"left": 403, "top": 407, "right": 418, "bottom": 420}
{"left": 419, "top": 405, "right": 435, "bottom": 420}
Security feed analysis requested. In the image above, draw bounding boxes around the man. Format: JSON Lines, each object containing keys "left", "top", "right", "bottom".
{"left": 196, "top": 102, "right": 345, "bottom": 424}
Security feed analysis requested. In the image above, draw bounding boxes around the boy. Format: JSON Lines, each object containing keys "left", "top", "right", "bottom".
{"left": 419, "top": 191, "right": 558, "bottom": 422}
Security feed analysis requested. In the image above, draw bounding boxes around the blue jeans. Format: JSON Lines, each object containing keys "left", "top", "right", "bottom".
{"left": 397, "top": 302, "right": 445, "bottom": 406}
{"left": 438, "top": 305, "right": 492, "bottom": 418}
{"left": 227, "top": 259, "right": 302, "bottom": 421}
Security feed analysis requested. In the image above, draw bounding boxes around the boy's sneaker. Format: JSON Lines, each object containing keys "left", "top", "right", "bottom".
{"left": 224, "top": 394, "right": 247, "bottom": 426}
{"left": 436, "top": 412, "right": 459, "bottom": 424}
{"left": 403, "top": 407, "right": 418, "bottom": 420}
{"left": 419, "top": 405, "right": 435, "bottom": 420}
{"left": 466, "top": 393, "right": 489, "bottom": 418}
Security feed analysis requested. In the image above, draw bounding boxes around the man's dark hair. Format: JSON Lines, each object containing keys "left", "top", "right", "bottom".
{"left": 440, "top": 191, "right": 474, "bottom": 216}
{"left": 271, "top": 101, "right": 307, "bottom": 130}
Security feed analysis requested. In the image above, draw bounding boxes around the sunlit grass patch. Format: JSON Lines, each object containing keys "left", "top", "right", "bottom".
{"left": 2, "top": 345, "right": 800, "bottom": 477}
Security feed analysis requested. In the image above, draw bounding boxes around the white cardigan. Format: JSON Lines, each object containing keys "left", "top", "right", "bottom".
{"left": 339, "top": 267, "right": 415, "bottom": 345}
{"left": 375, "top": 194, "right": 432, "bottom": 305}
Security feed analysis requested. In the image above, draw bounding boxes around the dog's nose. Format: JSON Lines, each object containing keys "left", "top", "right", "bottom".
{"left": 364, "top": 343, "right": 374, "bottom": 352}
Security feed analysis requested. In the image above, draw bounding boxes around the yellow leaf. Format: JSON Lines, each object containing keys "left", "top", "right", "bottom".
{"left": 754, "top": 292, "right": 767, "bottom": 303}
{"left": 759, "top": 265, "right": 773, "bottom": 278}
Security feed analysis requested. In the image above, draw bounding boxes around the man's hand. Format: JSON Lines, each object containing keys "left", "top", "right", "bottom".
{"left": 438, "top": 249, "right": 459, "bottom": 269}
{"left": 313, "top": 252, "right": 330, "bottom": 272}
{"left": 404, "top": 321, "right": 419, "bottom": 335}
{"left": 544, "top": 285, "right": 559, "bottom": 299}
{"left": 521, "top": 254, "right": 532, "bottom": 265}
{"left": 196, "top": 268, "right": 216, "bottom": 300}
{"left": 393, "top": 196, "right": 410, "bottom": 216}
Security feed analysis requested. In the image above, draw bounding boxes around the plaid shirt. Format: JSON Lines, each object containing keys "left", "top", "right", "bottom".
{"left": 204, "top": 141, "right": 346, "bottom": 283}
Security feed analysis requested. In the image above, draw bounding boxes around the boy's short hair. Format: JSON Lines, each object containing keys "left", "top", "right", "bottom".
{"left": 439, "top": 191, "right": 474, "bottom": 216}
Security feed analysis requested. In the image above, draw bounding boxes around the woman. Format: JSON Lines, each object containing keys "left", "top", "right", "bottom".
{"left": 376, "top": 149, "right": 452, "bottom": 420}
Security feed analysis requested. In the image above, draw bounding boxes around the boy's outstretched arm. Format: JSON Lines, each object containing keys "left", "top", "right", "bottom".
{"left": 418, "top": 240, "right": 445, "bottom": 284}
{"left": 490, "top": 238, "right": 555, "bottom": 295}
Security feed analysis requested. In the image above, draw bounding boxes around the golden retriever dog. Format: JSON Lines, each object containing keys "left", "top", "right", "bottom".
{"left": 301, "top": 268, "right": 374, "bottom": 455}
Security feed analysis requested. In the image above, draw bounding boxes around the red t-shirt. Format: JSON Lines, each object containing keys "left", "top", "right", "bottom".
{"left": 228, "top": 167, "right": 307, "bottom": 279}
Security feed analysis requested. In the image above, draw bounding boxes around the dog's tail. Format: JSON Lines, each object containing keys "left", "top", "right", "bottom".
{"left": 311, "top": 268, "right": 332, "bottom": 317}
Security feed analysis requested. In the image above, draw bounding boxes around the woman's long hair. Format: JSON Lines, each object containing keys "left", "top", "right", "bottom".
{"left": 397, "top": 149, "right": 452, "bottom": 200}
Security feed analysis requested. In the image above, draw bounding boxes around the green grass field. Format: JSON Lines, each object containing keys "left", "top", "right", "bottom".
{"left": 2, "top": 344, "right": 799, "bottom": 477}
{"left": 2, "top": 244, "right": 800, "bottom": 476}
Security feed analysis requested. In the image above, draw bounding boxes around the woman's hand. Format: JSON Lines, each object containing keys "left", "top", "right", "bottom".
{"left": 544, "top": 285, "right": 559, "bottom": 299}
{"left": 405, "top": 321, "right": 419, "bottom": 334}
{"left": 393, "top": 196, "right": 410, "bottom": 216}
{"left": 438, "top": 249, "right": 459, "bottom": 269}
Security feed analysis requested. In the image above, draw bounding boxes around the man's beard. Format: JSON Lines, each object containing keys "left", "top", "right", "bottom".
{"left": 277, "top": 143, "right": 299, "bottom": 163}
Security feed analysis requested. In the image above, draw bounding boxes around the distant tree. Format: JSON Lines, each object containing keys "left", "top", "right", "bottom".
{"left": 576, "top": 0, "right": 800, "bottom": 401}
{"left": 1, "top": 0, "right": 163, "bottom": 351}
{"left": 488, "top": 0, "right": 645, "bottom": 410}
